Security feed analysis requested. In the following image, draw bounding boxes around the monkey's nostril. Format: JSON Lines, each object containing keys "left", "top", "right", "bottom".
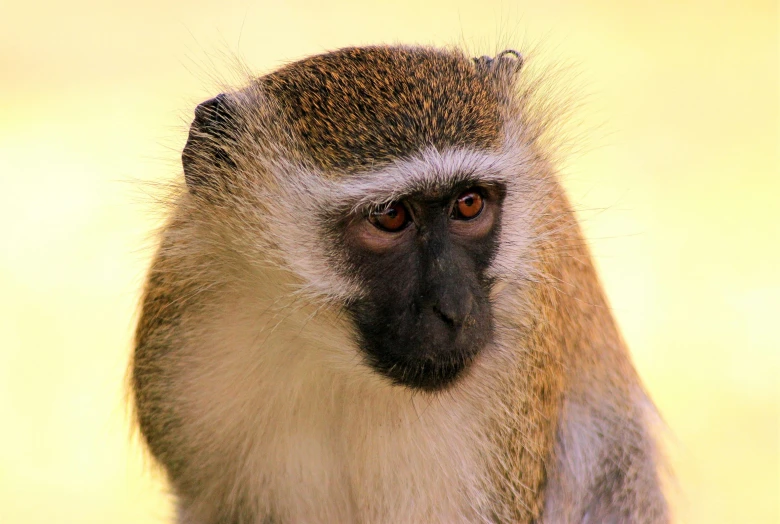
{"left": 432, "top": 299, "right": 472, "bottom": 328}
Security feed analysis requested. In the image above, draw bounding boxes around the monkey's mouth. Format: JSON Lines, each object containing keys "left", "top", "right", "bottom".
{"left": 367, "top": 348, "right": 480, "bottom": 391}
{"left": 353, "top": 313, "right": 492, "bottom": 391}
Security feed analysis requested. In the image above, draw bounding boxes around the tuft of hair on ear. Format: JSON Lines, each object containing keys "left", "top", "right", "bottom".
{"left": 472, "top": 49, "right": 525, "bottom": 75}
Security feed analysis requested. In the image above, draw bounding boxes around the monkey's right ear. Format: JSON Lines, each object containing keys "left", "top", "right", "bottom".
{"left": 182, "top": 93, "right": 237, "bottom": 190}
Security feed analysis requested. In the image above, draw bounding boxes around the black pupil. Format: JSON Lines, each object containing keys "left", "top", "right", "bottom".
{"left": 386, "top": 208, "right": 398, "bottom": 218}
{"left": 463, "top": 195, "right": 474, "bottom": 207}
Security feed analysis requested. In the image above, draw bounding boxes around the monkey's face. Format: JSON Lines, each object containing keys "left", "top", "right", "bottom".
{"left": 178, "top": 47, "right": 535, "bottom": 391}
{"left": 340, "top": 181, "right": 505, "bottom": 391}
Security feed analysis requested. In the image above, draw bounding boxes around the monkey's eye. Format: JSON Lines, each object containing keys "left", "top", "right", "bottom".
{"left": 451, "top": 189, "right": 484, "bottom": 220}
{"left": 368, "top": 202, "right": 410, "bottom": 232}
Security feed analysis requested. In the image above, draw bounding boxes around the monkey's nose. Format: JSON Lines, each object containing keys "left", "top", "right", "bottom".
{"left": 432, "top": 295, "right": 474, "bottom": 329}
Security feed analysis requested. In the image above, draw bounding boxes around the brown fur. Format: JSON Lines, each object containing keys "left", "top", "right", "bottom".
{"left": 132, "top": 45, "right": 669, "bottom": 523}
{"left": 263, "top": 46, "right": 503, "bottom": 174}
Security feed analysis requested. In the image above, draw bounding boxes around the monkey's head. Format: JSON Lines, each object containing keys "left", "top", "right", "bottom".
{"left": 180, "top": 46, "right": 546, "bottom": 392}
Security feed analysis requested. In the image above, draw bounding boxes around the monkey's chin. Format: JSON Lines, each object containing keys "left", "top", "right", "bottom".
{"left": 369, "top": 351, "right": 478, "bottom": 392}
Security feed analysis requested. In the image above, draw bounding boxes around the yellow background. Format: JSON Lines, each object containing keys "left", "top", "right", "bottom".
{"left": 0, "top": 1, "right": 777, "bottom": 522}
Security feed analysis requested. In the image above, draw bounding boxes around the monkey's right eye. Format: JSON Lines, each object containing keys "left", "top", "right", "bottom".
{"left": 368, "top": 203, "right": 410, "bottom": 232}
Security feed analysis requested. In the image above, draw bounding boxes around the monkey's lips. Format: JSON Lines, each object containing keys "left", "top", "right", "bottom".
{"left": 373, "top": 349, "right": 479, "bottom": 391}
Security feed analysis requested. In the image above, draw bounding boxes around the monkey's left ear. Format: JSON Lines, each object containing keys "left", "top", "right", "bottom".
{"left": 473, "top": 49, "right": 524, "bottom": 75}
{"left": 182, "top": 93, "right": 237, "bottom": 191}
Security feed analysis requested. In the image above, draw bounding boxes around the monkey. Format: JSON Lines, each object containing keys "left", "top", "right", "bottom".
{"left": 131, "top": 45, "right": 670, "bottom": 523}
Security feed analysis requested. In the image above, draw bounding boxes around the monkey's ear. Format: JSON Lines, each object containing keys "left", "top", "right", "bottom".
{"left": 182, "top": 93, "right": 237, "bottom": 190}
{"left": 473, "top": 49, "right": 524, "bottom": 75}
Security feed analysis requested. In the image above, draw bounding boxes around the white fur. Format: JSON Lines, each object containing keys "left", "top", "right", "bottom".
{"left": 174, "top": 266, "right": 514, "bottom": 523}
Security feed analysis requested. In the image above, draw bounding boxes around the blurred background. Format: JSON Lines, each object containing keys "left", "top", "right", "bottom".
{"left": 0, "top": 0, "right": 777, "bottom": 522}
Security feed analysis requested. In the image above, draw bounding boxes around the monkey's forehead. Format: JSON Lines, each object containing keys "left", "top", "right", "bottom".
{"left": 260, "top": 46, "right": 503, "bottom": 175}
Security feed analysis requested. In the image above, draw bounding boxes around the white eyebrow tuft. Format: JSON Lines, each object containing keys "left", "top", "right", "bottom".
{"left": 320, "top": 147, "right": 513, "bottom": 212}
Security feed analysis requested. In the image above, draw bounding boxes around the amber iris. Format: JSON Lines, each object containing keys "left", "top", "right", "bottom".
{"left": 453, "top": 190, "right": 484, "bottom": 220}
{"left": 369, "top": 203, "right": 408, "bottom": 232}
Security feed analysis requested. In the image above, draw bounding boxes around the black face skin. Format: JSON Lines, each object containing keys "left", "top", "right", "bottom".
{"left": 340, "top": 182, "right": 505, "bottom": 391}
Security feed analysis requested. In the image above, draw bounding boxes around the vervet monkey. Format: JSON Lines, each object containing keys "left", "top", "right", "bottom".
{"left": 132, "top": 45, "right": 669, "bottom": 523}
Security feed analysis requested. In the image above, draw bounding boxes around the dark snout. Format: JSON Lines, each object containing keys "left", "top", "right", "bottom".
{"left": 353, "top": 246, "right": 493, "bottom": 391}
{"left": 347, "top": 201, "right": 499, "bottom": 391}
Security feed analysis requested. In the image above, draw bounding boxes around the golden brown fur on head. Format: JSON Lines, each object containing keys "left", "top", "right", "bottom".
{"left": 263, "top": 46, "right": 504, "bottom": 173}
{"left": 132, "top": 44, "right": 669, "bottom": 523}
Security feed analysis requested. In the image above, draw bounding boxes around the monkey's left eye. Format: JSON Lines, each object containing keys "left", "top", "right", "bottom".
{"left": 368, "top": 202, "right": 410, "bottom": 232}
{"left": 451, "top": 189, "right": 484, "bottom": 220}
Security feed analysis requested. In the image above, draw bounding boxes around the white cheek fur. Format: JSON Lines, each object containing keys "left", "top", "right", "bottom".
{"left": 171, "top": 262, "right": 516, "bottom": 522}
